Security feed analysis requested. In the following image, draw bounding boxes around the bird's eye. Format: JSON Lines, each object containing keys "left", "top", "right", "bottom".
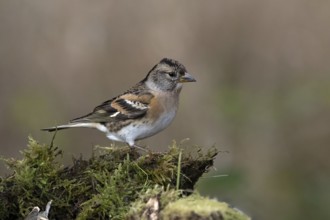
{"left": 168, "top": 72, "right": 177, "bottom": 78}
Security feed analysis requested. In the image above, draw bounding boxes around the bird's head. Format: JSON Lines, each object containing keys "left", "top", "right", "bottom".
{"left": 144, "top": 58, "right": 196, "bottom": 92}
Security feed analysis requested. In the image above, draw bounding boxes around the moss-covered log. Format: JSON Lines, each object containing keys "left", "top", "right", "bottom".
{"left": 0, "top": 137, "right": 249, "bottom": 220}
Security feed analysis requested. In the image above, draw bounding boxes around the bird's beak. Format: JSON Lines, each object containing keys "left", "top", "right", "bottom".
{"left": 179, "top": 72, "right": 196, "bottom": 83}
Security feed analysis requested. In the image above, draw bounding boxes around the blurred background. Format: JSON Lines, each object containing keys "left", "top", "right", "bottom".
{"left": 1, "top": 1, "right": 330, "bottom": 219}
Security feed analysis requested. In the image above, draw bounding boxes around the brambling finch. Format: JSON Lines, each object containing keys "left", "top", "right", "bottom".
{"left": 42, "top": 58, "right": 196, "bottom": 148}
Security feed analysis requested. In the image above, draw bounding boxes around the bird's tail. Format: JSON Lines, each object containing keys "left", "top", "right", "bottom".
{"left": 41, "top": 123, "right": 97, "bottom": 132}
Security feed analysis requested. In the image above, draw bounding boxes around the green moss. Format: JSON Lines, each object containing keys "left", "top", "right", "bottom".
{"left": 127, "top": 185, "right": 181, "bottom": 219}
{"left": 127, "top": 187, "right": 250, "bottom": 220}
{"left": 0, "top": 137, "right": 221, "bottom": 219}
{"left": 0, "top": 137, "right": 64, "bottom": 219}
{"left": 162, "top": 194, "right": 250, "bottom": 220}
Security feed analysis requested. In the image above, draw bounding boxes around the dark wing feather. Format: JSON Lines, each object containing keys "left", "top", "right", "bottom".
{"left": 70, "top": 98, "right": 117, "bottom": 123}
{"left": 70, "top": 91, "right": 153, "bottom": 124}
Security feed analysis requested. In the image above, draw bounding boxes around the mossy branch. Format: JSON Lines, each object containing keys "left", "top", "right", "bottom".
{"left": 0, "top": 137, "right": 249, "bottom": 220}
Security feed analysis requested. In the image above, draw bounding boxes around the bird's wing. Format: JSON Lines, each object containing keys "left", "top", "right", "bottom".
{"left": 70, "top": 92, "right": 154, "bottom": 123}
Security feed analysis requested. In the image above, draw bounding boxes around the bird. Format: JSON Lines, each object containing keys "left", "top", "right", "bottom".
{"left": 42, "top": 58, "right": 196, "bottom": 149}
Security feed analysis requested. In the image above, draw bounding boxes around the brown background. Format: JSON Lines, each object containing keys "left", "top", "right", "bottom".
{"left": 1, "top": 1, "right": 330, "bottom": 219}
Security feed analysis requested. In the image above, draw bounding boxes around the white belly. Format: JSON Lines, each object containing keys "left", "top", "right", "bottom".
{"left": 104, "top": 109, "right": 176, "bottom": 146}
{"left": 123, "top": 110, "right": 176, "bottom": 141}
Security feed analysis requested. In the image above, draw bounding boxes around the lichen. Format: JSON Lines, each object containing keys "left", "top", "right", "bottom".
{"left": 161, "top": 194, "right": 251, "bottom": 220}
